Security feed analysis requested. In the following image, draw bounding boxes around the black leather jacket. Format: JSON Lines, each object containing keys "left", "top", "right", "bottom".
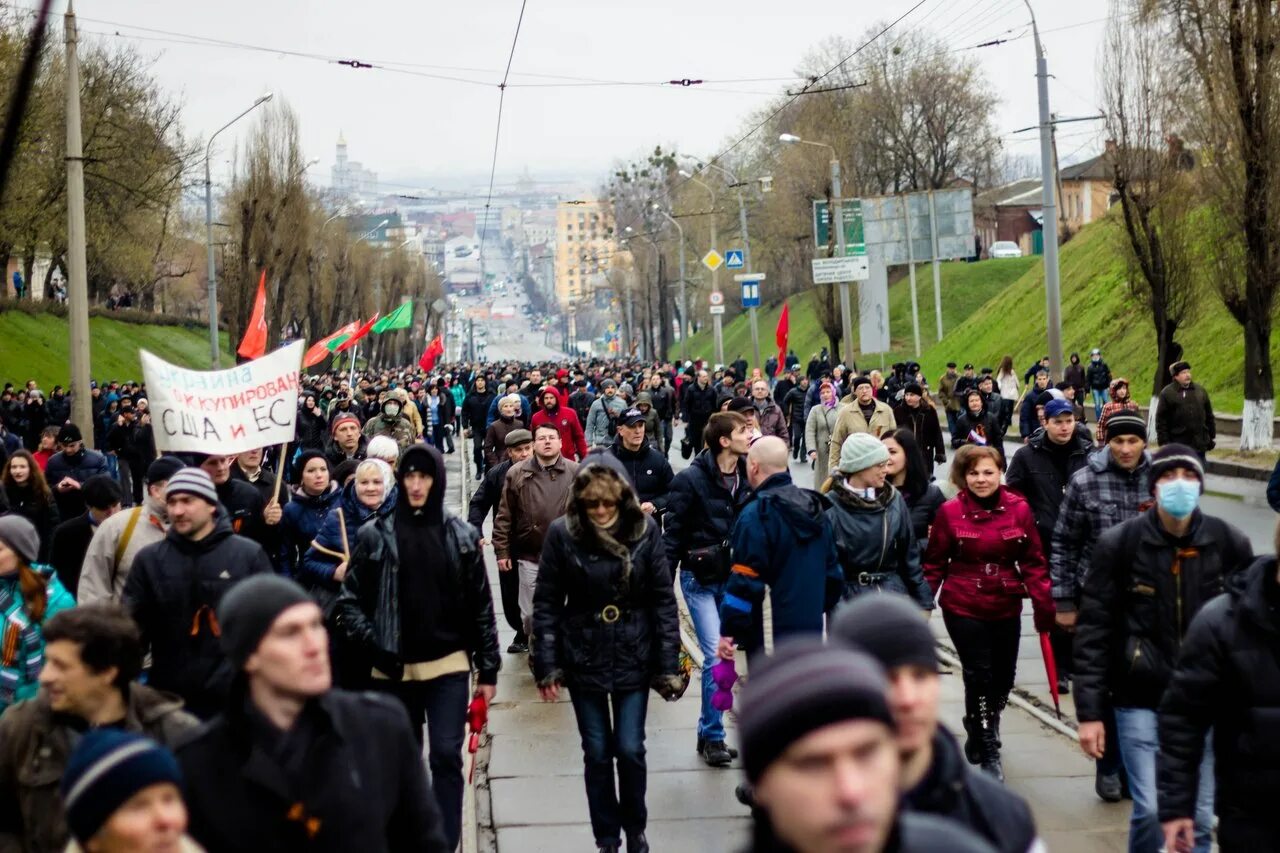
{"left": 331, "top": 511, "right": 501, "bottom": 684}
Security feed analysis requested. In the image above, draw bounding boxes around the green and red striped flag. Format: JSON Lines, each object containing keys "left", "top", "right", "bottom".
{"left": 302, "top": 320, "right": 362, "bottom": 368}
{"left": 333, "top": 313, "right": 379, "bottom": 353}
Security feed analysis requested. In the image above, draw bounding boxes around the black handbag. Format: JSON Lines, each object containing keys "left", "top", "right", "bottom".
{"left": 686, "top": 541, "right": 729, "bottom": 585}
{"left": 680, "top": 436, "right": 694, "bottom": 459}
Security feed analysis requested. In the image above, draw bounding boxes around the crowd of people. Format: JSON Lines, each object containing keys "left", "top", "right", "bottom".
{"left": 0, "top": 342, "right": 1266, "bottom": 853}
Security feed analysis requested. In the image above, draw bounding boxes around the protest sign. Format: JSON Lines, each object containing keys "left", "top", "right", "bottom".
{"left": 141, "top": 341, "right": 303, "bottom": 454}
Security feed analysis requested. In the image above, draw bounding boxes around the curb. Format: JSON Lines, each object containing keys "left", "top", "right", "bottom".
{"left": 1206, "top": 459, "right": 1270, "bottom": 482}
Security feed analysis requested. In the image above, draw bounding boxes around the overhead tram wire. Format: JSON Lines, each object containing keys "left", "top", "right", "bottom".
{"left": 477, "top": 0, "right": 530, "bottom": 278}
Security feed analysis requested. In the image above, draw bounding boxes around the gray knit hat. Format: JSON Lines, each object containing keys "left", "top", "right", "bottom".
{"left": 164, "top": 467, "right": 218, "bottom": 505}
{"left": 838, "top": 432, "right": 891, "bottom": 474}
{"left": 0, "top": 515, "right": 39, "bottom": 564}
{"left": 739, "top": 639, "right": 893, "bottom": 783}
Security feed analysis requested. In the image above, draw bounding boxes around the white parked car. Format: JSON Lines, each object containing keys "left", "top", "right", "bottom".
{"left": 989, "top": 241, "right": 1023, "bottom": 259}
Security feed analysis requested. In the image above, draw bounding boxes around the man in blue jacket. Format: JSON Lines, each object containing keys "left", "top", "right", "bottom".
{"left": 716, "top": 436, "right": 842, "bottom": 660}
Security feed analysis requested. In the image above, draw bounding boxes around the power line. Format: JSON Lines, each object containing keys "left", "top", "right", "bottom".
{"left": 477, "top": 0, "right": 530, "bottom": 276}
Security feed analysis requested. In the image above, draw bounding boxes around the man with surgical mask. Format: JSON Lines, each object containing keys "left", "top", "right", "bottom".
{"left": 1073, "top": 444, "right": 1253, "bottom": 853}
{"left": 363, "top": 395, "right": 416, "bottom": 450}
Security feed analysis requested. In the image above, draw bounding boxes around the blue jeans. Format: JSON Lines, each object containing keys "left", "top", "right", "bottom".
{"left": 1091, "top": 388, "right": 1110, "bottom": 421}
{"left": 680, "top": 570, "right": 727, "bottom": 742}
{"left": 945, "top": 408, "right": 960, "bottom": 443}
{"left": 569, "top": 688, "right": 650, "bottom": 845}
{"left": 1114, "top": 707, "right": 1214, "bottom": 853}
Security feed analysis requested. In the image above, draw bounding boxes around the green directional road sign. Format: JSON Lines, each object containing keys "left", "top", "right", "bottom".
{"left": 812, "top": 199, "right": 866, "bottom": 257}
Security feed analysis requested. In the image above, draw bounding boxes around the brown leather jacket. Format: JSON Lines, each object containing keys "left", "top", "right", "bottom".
{"left": 492, "top": 455, "right": 579, "bottom": 562}
{"left": 0, "top": 684, "right": 198, "bottom": 853}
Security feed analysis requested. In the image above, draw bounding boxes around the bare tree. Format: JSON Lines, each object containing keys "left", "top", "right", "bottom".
{"left": 1102, "top": 1, "right": 1199, "bottom": 426}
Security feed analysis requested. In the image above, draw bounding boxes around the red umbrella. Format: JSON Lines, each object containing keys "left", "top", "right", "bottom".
{"left": 466, "top": 695, "right": 489, "bottom": 783}
{"left": 1039, "top": 632, "right": 1061, "bottom": 718}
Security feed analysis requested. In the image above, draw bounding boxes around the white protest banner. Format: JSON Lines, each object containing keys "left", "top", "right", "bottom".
{"left": 141, "top": 341, "right": 303, "bottom": 454}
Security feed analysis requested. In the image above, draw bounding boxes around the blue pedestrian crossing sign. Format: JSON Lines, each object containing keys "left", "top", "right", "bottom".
{"left": 725, "top": 249, "right": 745, "bottom": 269}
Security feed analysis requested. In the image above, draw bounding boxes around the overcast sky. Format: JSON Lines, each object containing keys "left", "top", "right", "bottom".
{"left": 38, "top": 0, "right": 1111, "bottom": 192}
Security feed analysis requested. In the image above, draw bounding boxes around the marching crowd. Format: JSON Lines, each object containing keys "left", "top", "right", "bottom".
{"left": 0, "top": 343, "right": 1269, "bottom": 853}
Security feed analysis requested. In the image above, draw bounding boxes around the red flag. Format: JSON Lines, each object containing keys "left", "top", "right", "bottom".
{"left": 418, "top": 335, "right": 444, "bottom": 371}
{"left": 236, "top": 270, "right": 269, "bottom": 360}
{"left": 775, "top": 301, "right": 790, "bottom": 368}
{"left": 333, "top": 314, "right": 379, "bottom": 354}
{"left": 302, "top": 321, "right": 361, "bottom": 368}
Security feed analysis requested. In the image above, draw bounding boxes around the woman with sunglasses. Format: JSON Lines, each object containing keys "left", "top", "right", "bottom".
{"left": 822, "top": 433, "right": 934, "bottom": 611}
{"left": 532, "top": 463, "right": 682, "bottom": 853}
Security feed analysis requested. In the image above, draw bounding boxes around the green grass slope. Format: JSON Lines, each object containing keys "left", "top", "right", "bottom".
{"left": 0, "top": 311, "right": 231, "bottom": 389}
{"left": 673, "top": 216, "right": 1268, "bottom": 414}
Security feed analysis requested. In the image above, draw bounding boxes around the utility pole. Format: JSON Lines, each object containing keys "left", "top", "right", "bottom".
{"left": 64, "top": 4, "right": 92, "bottom": 442}
{"left": 831, "top": 160, "right": 855, "bottom": 368}
{"left": 902, "top": 198, "right": 921, "bottom": 358}
{"left": 1026, "top": 0, "right": 1063, "bottom": 380}
{"left": 656, "top": 209, "right": 688, "bottom": 363}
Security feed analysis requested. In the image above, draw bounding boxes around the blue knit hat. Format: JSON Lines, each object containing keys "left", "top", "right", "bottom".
{"left": 61, "top": 730, "right": 183, "bottom": 843}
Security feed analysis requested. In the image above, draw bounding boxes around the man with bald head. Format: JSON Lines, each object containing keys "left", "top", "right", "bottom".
{"left": 717, "top": 436, "right": 842, "bottom": 660}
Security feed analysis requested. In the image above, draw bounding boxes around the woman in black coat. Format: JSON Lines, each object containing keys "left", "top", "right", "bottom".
{"left": 882, "top": 428, "right": 945, "bottom": 552}
{"left": 1, "top": 450, "right": 59, "bottom": 561}
{"left": 953, "top": 389, "right": 1003, "bottom": 450}
{"left": 532, "top": 463, "right": 682, "bottom": 853}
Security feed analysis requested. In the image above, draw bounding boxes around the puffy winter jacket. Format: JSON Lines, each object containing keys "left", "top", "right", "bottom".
{"left": 123, "top": 512, "right": 274, "bottom": 718}
{"left": 1048, "top": 448, "right": 1150, "bottom": 607}
{"left": 532, "top": 483, "right": 679, "bottom": 692}
{"left": 299, "top": 479, "right": 397, "bottom": 605}
{"left": 823, "top": 483, "right": 932, "bottom": 609}
{"left": 902, "top": 484, "right": 946, "bottom": 552}
{"left": 1073, "top": 508, "right": 1253, "bottom": 721}
{"left": 661, "top": 450, "right": 752, "bottom": 584}
{"left": 280, "top": 484, "right": 342, "bottom": 576}
{"left": 680, "top": 381, "right": 719, "bottom": 422}
{"left": 331, "top": 511, "right": 500, "bottom": 684}
{"left": 295, "top": 403, "right": 329, "bottom": 450}
{"left": 953, "top": 406, "right": 1002, "bottom": 450}
{"left": 1085, "top": 359, "right": 1112, "bottom": 391}
{"left": 921, "top": 488, "right": 1053, "bottom": 628}
{"left": 1157, "top": 556, "right": 1280, "bottom": 844}
{"left": 584, "top": 394, "right": 627, "bottom": 447}
{"left": 602, "top": 438, "right": 673, "bottom": 510}
{"left": 1005, "top": 427, "right": 1092, "bottom": 548}
{"left": 461, "top": 387, "right": 496, "bottom": 432}
{"left": 720, "top": 472, "right": 843, "bottom": 652}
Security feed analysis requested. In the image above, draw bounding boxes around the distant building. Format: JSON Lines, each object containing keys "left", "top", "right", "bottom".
{"left": 331, "top": 131, "right": 378, "bottom": 199}
{"left": 554, "top": 200, "right": 616, "bottom": 308}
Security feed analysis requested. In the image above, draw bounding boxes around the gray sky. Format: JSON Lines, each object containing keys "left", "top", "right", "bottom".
{"left": 45, "top": 0, "right": 1111, "bottom": 189}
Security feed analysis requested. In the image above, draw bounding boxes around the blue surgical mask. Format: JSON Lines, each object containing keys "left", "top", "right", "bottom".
{"left": 1156, "top": 478, "right": 1200, "bottom": 519}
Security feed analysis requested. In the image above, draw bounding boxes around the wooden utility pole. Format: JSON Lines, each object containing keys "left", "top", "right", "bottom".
{"left": 65, "top": 3, "right": 92, "bottom": 443}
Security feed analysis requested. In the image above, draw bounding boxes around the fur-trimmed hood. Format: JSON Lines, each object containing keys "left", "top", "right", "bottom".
{"left": 564, "top": 462, "right": 647, "bottom": 544}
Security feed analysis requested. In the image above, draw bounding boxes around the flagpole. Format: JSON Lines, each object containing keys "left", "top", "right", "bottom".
{"left": 348, "top": 343, "right": 358, "bottom": 388}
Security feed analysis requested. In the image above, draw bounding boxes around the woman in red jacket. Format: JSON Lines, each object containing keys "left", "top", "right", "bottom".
{"left": 922, "top": 444, "right": 1054, "bottom": 782}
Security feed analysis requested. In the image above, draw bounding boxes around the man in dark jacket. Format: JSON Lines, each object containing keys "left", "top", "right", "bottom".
{"left": 892, "top": 383, "right": 946, "bottom": 465}
{"left": 295, "top": 392, "right": 329, "bottom": 451}
{"left": 739, "top": 641, "right": 997, "bottom": 853}
{"left": 646, "top": 374, "right": 675, "bottom": 458}
{"left": 1156, "top": 361, "right": 1215, "bottom": 458}
{"left": 718, "top": 437, "right": 842, "bottom": 659}
{"left": 0, "top": 604, "right": 199, "bottom": 853}
{"left": 468, "top": 429, "right": 534, "bottom": 653}
{"left": 1157, "top": 548, "right": 1280, "bottom": 851}
{"left": 123, "top": 467, "right": 274, "bottom": 718}
{"left": 1006, "top": 399, "right": 1092, "bottom": 552}
{"left": 1074, "top": 445, "right": 1253, "bottom": 853}
{"left": 104, "top": 398, "right": 146, "bottom": 506}
{"left": 679, "top": 369, "right": 719, "bottom": 453}
{"left": 178, "top": 575, "right": 451, "bottom": 853}
{"left": 832, "top": 595, "right": 1041, "bottom": 853}
{"left": 44, "top": 386, "right": 70, "bottom": 428}
{"left": 567, "top": 379, "right": 596, "bottom": 435}
{"left": 1085, "top": 348, "right": 1112, "bottom": 421}
{"left": 332, "top": 445, "right": 500, "bottom": 850}
{"left": 323, "top": 413, "right": 368, "bottom": 472}
{"left": 782, "top": 376, "right": 810, "bottom": 460}
{"left": 663, "top": 412, "right": 752, "bottom": 767}
{"left": 461, "top": 377, "right": 496, "bottom": 476}
{"left": 186, "top": 451, "right": 275, "bottom": 555}
{"left": 47, "top": 475, "right": 122, "bottom": 597}
{"left": 45, "top": 423, "right": 110, "bottom": 519}
{"left": 602, "top": 409, "right": 673, "bottom": 515}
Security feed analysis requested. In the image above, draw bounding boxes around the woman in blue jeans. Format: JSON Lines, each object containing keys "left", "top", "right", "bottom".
{"left": 532, "top": 464, "right": 684, "bottom": 853}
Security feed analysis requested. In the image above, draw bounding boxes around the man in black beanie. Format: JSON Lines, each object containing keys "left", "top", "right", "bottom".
{"left": 739, "top": 639, "right": 995, "bottom": 853}
{"left": 830, "top": 595, "right": 1039, "bottom": 853}
{"left": 331, "top": 443, "right": 500, "bottom": 851}
{"left": 176, "top": 574, "right": 451, "bottom": 853}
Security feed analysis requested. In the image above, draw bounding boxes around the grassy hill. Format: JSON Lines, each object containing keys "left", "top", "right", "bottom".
{"left": 672, "top": 216, "right": 1271, "bottom": 414}
{"left": 0, "top": 310, "right": 231, "bottom": 389}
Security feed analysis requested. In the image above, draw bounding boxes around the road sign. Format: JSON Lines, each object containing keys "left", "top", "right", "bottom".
{"left": 813, "top": 199, "right": 866, "bottom": 256}
{"left": 708, "top": 290, "right": 725, "bottom": 306}
{"left": 709, "top": 305, "right": 726, "bottom": 315}
{"left": 702, "top": 250, "right": 724, "bottom": 271}
{"left": 811, "top": 255, "right": 870, "bottom": 284}
{"left": 724, "top": 249, "right": 745, "bottom": 269}
{"left": 741, "top": 280, "right": 761, "bottom": 308}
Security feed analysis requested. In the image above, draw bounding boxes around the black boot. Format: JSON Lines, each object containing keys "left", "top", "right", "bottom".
{"left": 626, "top": 830, "right": 649, "bottom": 853}
{"left": 961, "top": 682, "right": 984, "bottom": 765}
{"left": 978, "top": 694, "right": 1004, "bottom": 783}
{"left": 994, "top": 692, "right": 1008, "bottom": 750}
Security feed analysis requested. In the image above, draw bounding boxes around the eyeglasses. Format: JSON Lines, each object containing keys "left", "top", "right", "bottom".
{"left": 581, "top": 498, "right": 617, "bottom": 510}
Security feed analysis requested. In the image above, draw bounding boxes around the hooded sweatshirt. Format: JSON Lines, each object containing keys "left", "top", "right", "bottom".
{"left": 395, "top": 445, "right": 464, "bottom": 663}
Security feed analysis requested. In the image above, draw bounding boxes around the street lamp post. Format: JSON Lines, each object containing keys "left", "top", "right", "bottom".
{"left": 1024, "top": 0, "right": 1063, "bottom": 380}
{"left": 653, "top": 207, "right": 687, "bottom": 364}
{"left": 780, "top": 133, "right": 855, "bottom": 368}
{"left": 677, "top": 170, "right": 724, "bottom": 366}
{"left": 204, "top": 92, "right": 272, "bottom": 367}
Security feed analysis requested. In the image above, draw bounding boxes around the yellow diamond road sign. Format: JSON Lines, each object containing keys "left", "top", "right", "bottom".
{"left": 702, "top": 250, "right": 724, "bottom": 271}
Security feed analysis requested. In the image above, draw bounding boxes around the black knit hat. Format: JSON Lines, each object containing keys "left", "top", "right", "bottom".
{"left": 1148, "top": 443, "right": 1204, "bottom": 494}
{"left": 217, "top": 575, "right": 314, "bottom": 669}
{"left": 739, "top": 639, "right": 893, "bottom": 783}
{"left": 293, "top": 448, "right": 330, "bottom": 480}
{"left": 1105, "top": 413, "right": 1147, "bottom": 442}
{"left": 145, "top": 455, "right": 186, "bottom": 486}
{"left": 904, "top": 382, "right": 923, "bottom": 396}
{"left": 830, "top": 594, "right": 938, "bottom": 673}
{"left": 61, "top": 730, "right": 183, "bottom": 844}
{"left": 851, "top": 375, "right": 873, "bottom": 390}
